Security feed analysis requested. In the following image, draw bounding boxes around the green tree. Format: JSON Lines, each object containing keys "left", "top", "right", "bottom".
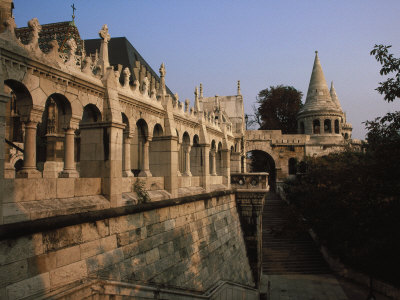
{"left": 365, "top": 45, "right": 400, "bottom": 151}
{"left": 255, "top": 85, "right": 303, "bottom": 134}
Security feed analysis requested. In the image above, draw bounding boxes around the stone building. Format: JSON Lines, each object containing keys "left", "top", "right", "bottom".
{"left": 0, "top": 4, "right": 360, "bottom": 299}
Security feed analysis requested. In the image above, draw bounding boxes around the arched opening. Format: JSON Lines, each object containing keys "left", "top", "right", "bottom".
{"left": 181, "top": 132, "right": 191, "bottom": 176}
{"left": 209, "top": 140, "right": 216, "bottom": 175}
{"left": 324, "top": 119, "right": 332, "bottom": 134}
{"left": 79, "top": 104, "right": 102, "bottom": 177}
{"left": 149, "top": 123, "right": 164, "bottom": 177}
{"left": 334, "top": 119, "right": 340, "bottom": 134}
{"left": 190, "top": 135, "right": 201, "bottom": 176}
{"left": 216, "top": 142, "right": 222, "bottom": 175}
{"left": 4, "top": 80, "right": 33, "bottom": 178}
{"left": 134, "top": 119, "right": 151, "bottom": 177}
{"left": 37, "top": 93, "right": 72, "bottom": 177}
{"left": 299, "top": 121, "right": 305, "bottom": 134}
{"left": 246, "top": 150, "right": 276, "bottom": 191}
{"left": 344, "top": 133, "right": 349, "bottom": 140}
{"left": 121, "top": 113, "right": 133, "bottom": 177}
{"left": 288, "top": 158, "right": 297, "bottom": 175}
{"left": 313, "top": 119, "right": 320, "bottom": 134}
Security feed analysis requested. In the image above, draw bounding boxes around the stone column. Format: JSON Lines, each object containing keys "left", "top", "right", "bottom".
{"left": 184, "top": 145, "right": 192, "bottom": 176}
{"left": 17, "top": 120, "right": 41, "bottom": 178}
{"left": 60, "top": 127, "right": 79, "bottom": 178}
{"left": 211, "top": 150, "right": 217, "bottom": 176}
{"left": 139, "top": 138, "right": 152, "bottom": 177}
{"left": 123, "top": 136, "right": 133, "bottom": 177}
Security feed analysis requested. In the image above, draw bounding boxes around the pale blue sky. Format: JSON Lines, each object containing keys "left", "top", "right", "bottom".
{"left": 13, "top": 0, "right": 400, "bottom": 139}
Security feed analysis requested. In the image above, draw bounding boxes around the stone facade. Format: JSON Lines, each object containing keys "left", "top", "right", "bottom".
{"left": 0, "top": 192, "right": 254, "bottom": 299}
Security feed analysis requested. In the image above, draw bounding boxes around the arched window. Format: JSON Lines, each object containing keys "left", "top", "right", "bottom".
{"left": 334, "top": 120, "right": 340, "bottom": 134}
{"left": 313, "top": 120, "right": 320, "bottom": 134}
{"left": 344, "top": 133, "right": 349, "bottom": 139}
{"left": 324, "top": 119, "right": 332, "bottom": 133}
{"left": 288, "top": 158, "right": 297, "bottom": 175}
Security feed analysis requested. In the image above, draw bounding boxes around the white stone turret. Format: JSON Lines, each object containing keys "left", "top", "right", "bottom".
{"left": 297, "top": 51, "right": 345, "bottom": 143}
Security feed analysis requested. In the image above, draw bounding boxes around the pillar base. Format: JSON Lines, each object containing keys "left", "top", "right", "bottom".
{"left": 16, "top": 168, "right": 42, "bottom": 178}
{"left": 43, "top": 161, "right": 63, "bottom": 178}
{"left": 123, "top": 170, "right": 134, "bottom": 177}
{"left": 183, "top": 171, "right": 192, "bottom": 177}
{"left": 138, "top": 170, "right": 152, "bottom": 177}
{"left": 59, "top": 169, "right": 79, "bottom": 178}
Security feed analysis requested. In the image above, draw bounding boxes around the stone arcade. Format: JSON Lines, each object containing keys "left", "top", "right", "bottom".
{"left": 0, "top": 3, "right": 360, "bottom": 300}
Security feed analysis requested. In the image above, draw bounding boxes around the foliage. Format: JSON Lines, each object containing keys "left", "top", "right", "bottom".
{"left": 133, "top": 179, "right": 150, "bottom": 204}
{"left": 370, "top": 44, "right": 400, "bottom": 102}
{"left": 253, "top": 85, "right": 303, "bottom": 133}
{"left": 365, "top": 44, "right": 400, "bottom": 153}
{"left": 284, "top": 151, "right": 400, "bottom": 285}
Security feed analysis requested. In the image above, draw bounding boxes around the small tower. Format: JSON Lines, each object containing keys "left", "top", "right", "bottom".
{"left": 297, "top": 51, "right": 345, "bottom": 143}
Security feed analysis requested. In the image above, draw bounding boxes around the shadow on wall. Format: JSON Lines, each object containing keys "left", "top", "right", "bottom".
{"left": 0, "top": 193, "right": 255, "bottom": 299}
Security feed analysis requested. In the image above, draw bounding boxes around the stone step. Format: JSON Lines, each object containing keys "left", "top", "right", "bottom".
{"left": 262, "top": 193, "right": 330, "bottom": 275}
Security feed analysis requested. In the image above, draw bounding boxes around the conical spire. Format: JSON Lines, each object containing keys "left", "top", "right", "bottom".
{"left": 299, "top": 51, "right": 338, "bottom": 114}
{"left": 330, "top": 81, "right": 343, "bottom": 111}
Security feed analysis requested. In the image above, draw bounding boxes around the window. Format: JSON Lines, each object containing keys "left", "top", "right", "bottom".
{"left": 313, "top": 120, "right": 320, "bottom": 134}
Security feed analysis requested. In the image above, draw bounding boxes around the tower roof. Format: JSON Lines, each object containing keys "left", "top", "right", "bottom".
{"left": 298, "top": 51, "right": 339, "bottom": 115}
{"left": 330, "top": 81, "right": 343, "bottom": 111}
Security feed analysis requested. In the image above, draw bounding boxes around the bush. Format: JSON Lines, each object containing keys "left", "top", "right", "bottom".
{"left": 285, "top": 150, "right": 400, "bottom": 286}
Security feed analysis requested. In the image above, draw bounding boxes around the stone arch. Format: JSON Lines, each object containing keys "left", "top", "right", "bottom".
{"left": 37, "top": 93, "right": 73, "bottom": 176}
{"left": 190, "top": 134, "right": 201, "bottom": 176}
{"left": 78, "top": 104, "right": 104, "bottom": 177}
{"left": 149, "top": 123, "right": 165, "bottom": 176}
{"left": 217, "top": 141, "right": 223, "bottom": 175}
{"left": 209, "top": 140, "right": 217, "bottom": 175}
{"left": 179, "top": 132, "right": 191, "bottom": 175}
{"left": 3, "top": 79, "right": 38, "bottom": 177}
{"left": 246, "top": 149, "right": 276, "bottom": 191}
{"left": 135, "top": 119, "right": 152, "bottom": 177}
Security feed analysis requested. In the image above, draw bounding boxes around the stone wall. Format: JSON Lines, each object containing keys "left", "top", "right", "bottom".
{"left": 0, "top": 191, "right": 254, "bottom": 299}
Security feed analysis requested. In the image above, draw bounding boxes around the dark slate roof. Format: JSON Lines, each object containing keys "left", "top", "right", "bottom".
{"left": 15, "top": 21, "right": 83, "bottom": 54}
{"left": 84, "top": 37, "right": 174, "bottom": 97}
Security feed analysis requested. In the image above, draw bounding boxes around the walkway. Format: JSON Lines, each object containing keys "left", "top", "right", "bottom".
{"left": 260, "top": 192, "right": 392, "bottom": 300}
{"left": 260, "top": 192, "right": 347, "bottom": 299}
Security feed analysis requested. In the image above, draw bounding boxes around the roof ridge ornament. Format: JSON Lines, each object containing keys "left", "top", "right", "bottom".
{"left": 98, "top": 24, "right": 110, "bottom": 74}
{"left": 158, "top": 62, "right": 166, "bottom": 96}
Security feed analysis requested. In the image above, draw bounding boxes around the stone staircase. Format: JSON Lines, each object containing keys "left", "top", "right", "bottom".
{"left": 262, "top": 193, "right": 331, "bottom": 275}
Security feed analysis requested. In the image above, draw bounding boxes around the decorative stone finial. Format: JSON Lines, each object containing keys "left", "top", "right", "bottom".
{"left": 184, "top": 99, "right": 190, "bottom": 112}
{"left": 142, "top": 77, "right": 149, "bottom": 95}
{"left": 99, "top": 24, "right": 110, "bottom": 43}
{"left": 98, "top": 24, "right": 110, "bottom": 73}
{"left": 65, "top": 38, "right": 77, "bottom": 67}
{"left": 237, "top": 80, "right": 241, "bottom": 95}
{"left": 158, "top": 63, "right": 166, "bottom": 96}
{"left": 200, "top": 83, "right": 203, "bottom": 98}
{"left": 123, "top": 67, "right": 131, "bottom": 87}
{"left": 27, "top": 18, "right": 42, "bottom": 47}
{"left": 194, "top": 86, "right": 200, "bottom": 111}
